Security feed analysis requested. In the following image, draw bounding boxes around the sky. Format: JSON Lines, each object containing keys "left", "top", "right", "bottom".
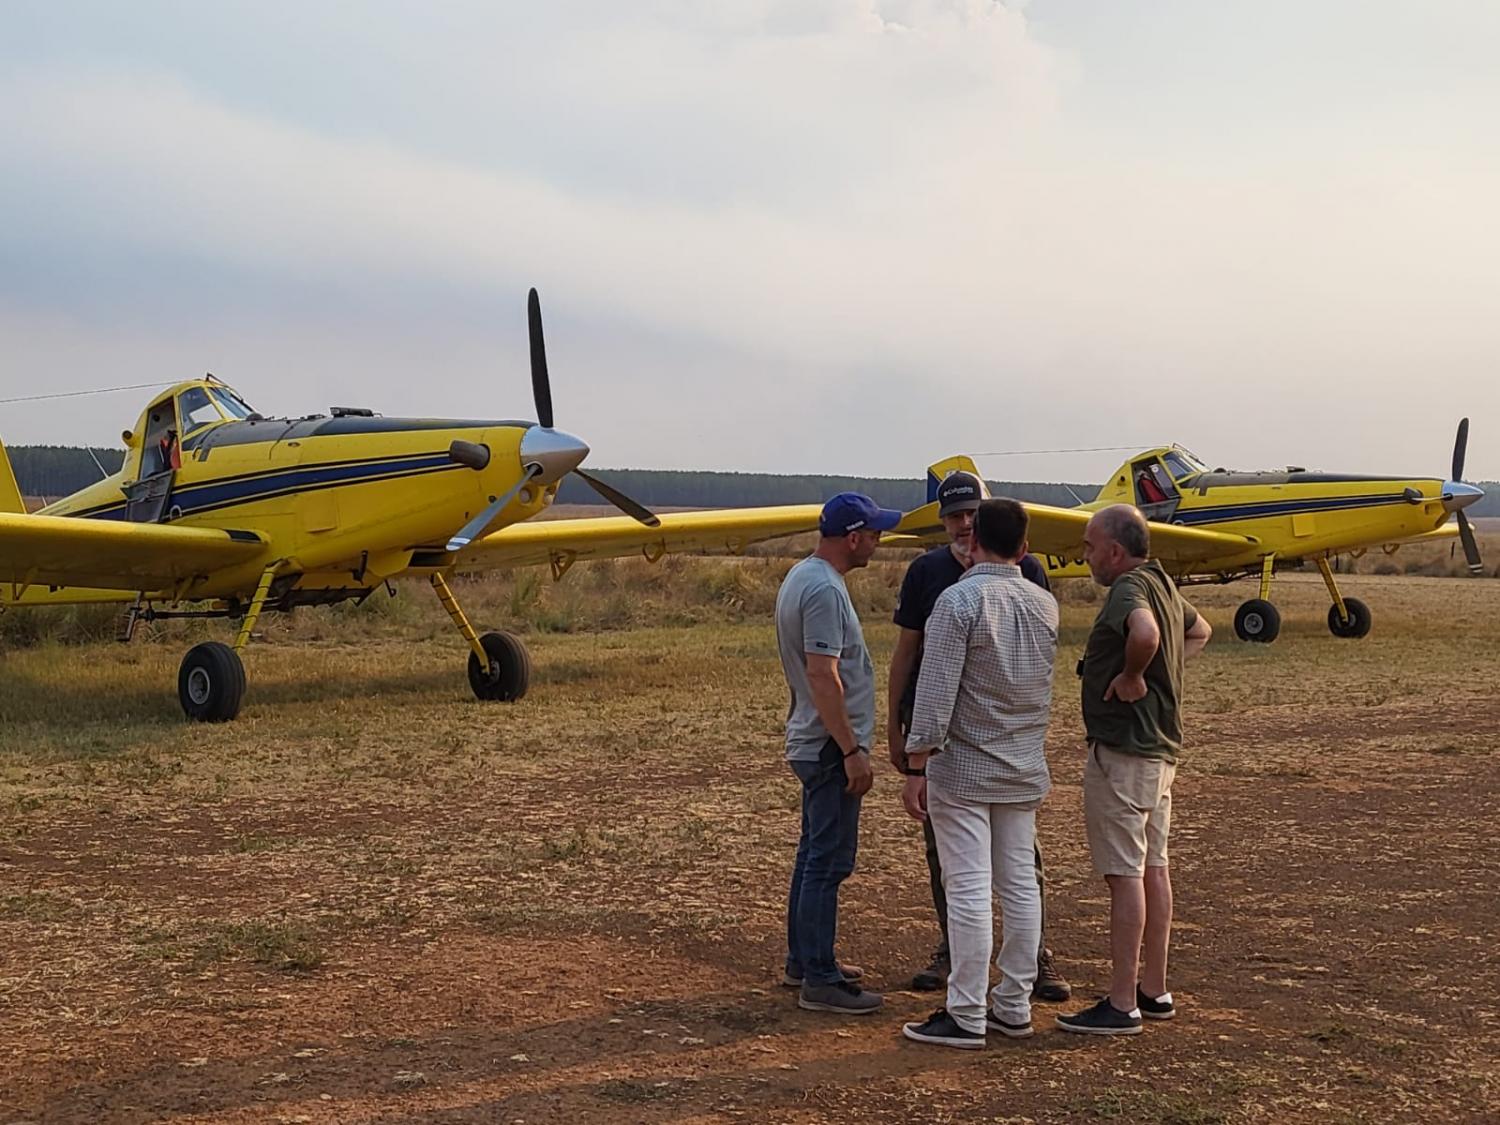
{"left": 1, "top": 1, "right": 1497, "bottom": 483}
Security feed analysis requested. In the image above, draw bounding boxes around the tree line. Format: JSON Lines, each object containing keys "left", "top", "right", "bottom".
{"left": 8, "top": 446, "right": 126, "bottom": 498}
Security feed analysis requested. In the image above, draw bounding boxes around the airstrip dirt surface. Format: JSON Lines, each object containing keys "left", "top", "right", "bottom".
{"left": 2, "top": 570, "right": 1497, "bottom": 1123}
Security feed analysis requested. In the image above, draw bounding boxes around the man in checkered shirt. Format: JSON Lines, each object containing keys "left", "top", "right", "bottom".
{"left": 899, "top": 498, "right": 1059, "bottom": 1049}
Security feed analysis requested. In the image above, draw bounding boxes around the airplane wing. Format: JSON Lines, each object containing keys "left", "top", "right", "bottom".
{"left": 454, "top": 505, "right": 824, "bottom": 571}
{"left": 1384, "top": 523, "right": 1459, "bottom": 546}
{"left": 890, "top": 501, "right": 1258, "bottom": 563}
{"left": 0, "top": 513, "right": 267, "bottom": 595}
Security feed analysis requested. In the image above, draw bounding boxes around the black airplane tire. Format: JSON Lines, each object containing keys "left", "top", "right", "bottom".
{"left": 1328, "top": 597, "right": 1372, "bottom": 639}
{"left": 1233, "top": 599, "right": 1281, "bottom": 643}
{"left": 468, "top": 630, "right": 531, "bottom": 702}
{"left": 178, "top": 641, "right": 247, "bottom": 722}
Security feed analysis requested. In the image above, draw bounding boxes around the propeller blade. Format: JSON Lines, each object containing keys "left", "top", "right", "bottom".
{"left": 573, "top": 468, "right": 661, "bottom": 528}
{"left": 528, "top": 288, "right": 554, "bottom": 429}
{"left": 1453, "top": 417, "right": 1469, "bottom": 482}
{"left": 1457, "top": 511, "right": 1484, "bottom": 576}
{"left": 446, "top": 466, "right": 541, "bottom": 552}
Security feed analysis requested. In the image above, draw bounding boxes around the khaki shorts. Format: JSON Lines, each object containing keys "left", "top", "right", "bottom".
{"left": 1083, "top": 741, "right": 1176, "bottom": 878}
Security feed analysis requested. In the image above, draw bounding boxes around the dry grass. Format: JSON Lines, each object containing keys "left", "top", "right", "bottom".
{"left": 0, "top": 555, "right": 1497, "bottom": 1122}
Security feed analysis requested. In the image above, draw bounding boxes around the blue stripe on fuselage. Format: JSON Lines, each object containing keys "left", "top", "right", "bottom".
{"left": 78, "top": 451, "right": 467, "bottom": 521}
{"left": 1173, "top": 492, "right": 1411, "bottom": 524}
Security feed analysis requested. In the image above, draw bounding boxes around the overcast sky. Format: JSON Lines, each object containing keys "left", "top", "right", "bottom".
{"left": 2, "top": 1, "right": 1497, "bottom": 483}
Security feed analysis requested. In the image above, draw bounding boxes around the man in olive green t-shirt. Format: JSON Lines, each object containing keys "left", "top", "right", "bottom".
{"left": 1057, "top": 505, "right": 1212, "bottom": 1037}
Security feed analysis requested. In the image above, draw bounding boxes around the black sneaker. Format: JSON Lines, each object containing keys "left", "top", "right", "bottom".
{"left": 1055, "top": 997, "right": 1143, "bottom": 1036}
{"left": 911, "top": 951, "right": 950, "bottom": 992}
{"left": 985, "top": 1009, "right": 1035, "bottom": 1040}
{"left": 1033, "top": 947, "right": 1072, "bottom": 1002}
{"left": 1136, "top": 986, "right": 1175, "bottom": 1020}
{"left": 902, "top": 1008, "right": 985, "bottom": 1050}
{"left": 798, "top": 979, "right": 884, "bottom": 1015}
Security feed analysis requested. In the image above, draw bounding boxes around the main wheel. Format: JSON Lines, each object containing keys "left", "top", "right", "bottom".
{"left": 1233, "top": 599, "right": 1281, "bottom": 643}
{"left": 467, "top": 630, "right": 531, "bottom": 701}
{"left": 1327, "top": 597, "right": 1372, "bottom": 638}
{"left": 178, "top": 641, "right": 247, "bottom": 722}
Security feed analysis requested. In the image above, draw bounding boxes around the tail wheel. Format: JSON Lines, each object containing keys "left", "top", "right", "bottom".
{"left": 1233, "top": 599, "right": 1281, "bottom": 643}
{"left": 467, "top": 630, "right": 531, "bottom": 701}
{"left": 178, "top": 641, "right": 247, "bottom": 722}
{"left": 1328, "top": 597, "right": 1372, "bottom": 639}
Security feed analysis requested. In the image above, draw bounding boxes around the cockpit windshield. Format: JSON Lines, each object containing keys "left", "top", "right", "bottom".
{"left": 178, "top": 386, "right": 226, "bottom": 435}
{"left": 1162, "top": 449, "right": 1206, "bottom": 480}
{"left": 210, "top": 387, "right": 256, "bottom": 420}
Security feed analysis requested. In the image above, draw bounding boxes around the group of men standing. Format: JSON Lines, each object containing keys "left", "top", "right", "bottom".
{"left": 774, "top": 475, "right": 1212, "bottom": 1047}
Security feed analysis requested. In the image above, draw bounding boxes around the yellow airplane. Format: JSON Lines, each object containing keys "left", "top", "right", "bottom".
{"left": 897, "top": 432, "right": 1485, "bottom": 644}
{"left": 0, "top": 290, "right": 827, "bottom": 721}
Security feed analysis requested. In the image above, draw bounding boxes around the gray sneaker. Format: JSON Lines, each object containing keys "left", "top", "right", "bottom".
{"left": 798, "top": 979, "right": 884, "bottom": 1015}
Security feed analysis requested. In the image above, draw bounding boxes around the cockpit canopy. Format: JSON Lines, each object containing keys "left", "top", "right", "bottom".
{"left": 1161, "top": 447, "right": 1207, "bottom": 481}
{"left": 176, "top": 383, "right": 257, "bottom": 437}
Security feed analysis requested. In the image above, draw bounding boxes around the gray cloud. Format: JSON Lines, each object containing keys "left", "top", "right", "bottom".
{"left": 1, "top": 1, "right": 1497, "bottom": 482}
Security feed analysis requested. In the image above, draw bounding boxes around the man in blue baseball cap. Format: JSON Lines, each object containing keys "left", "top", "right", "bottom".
{"left": 775, "top": 491, "right": 902, "bottom": 1015}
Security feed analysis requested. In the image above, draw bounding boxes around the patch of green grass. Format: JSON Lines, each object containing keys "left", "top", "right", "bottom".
{"left": 0, "top": 891, "right": 80, "bottom": 922}
{"left": 595, "top": 1078, "right": 680, "bottom": 1103}
{"left": 1304, "top": 1021, "right": 1357, "bottom": 1044}
{"left": 1070, "top": 1091, "right": 1227, "bottom": 1124}
{"left": 192, "top": 920, "right": 326, "bottom": 972}
{"left": 539, "top": 827, "right": 592, "bottom": 862}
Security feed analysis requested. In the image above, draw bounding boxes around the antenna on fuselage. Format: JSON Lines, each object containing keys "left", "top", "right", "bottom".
{"left": 86, "top": 447, "right": 109, "bottom": 481}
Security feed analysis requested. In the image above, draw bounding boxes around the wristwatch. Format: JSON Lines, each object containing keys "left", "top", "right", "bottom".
{"left": 902, "top": 764, "right": 926, "bottom": 777}
{"left": 842, "top": 744, "right": 869, "bottom": 759}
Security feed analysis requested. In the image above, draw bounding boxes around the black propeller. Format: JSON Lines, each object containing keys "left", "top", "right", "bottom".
{"left": 447, "top": 289, "right": 660, "bottom": 551}
{"left": 1451, "top": 417, "right": 1483, "bottom": 576}
{"left": 526, "top": 288, "right": 658, "bottom": 528}
{"left": 574, "top": 468, "right": 660, "bottom": 527}
{"left": 528, "top": 288, "right": 554, "bottom": 429}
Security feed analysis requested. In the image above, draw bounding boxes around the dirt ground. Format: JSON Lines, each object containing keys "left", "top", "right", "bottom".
{"left": 1, "top": 570, "right": 1497, "bottom": 1123}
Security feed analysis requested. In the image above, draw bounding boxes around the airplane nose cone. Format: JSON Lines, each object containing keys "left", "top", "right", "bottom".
{"left": 1442, "top": 480, "right": 1484, "bottom": 513}
{"left": 520, "top": 425, "right": 589, "bottom": 484}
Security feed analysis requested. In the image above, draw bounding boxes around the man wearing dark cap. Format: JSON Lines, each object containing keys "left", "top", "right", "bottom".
{"left": 775, "top": 492, "right": 902, "bottom": 1015}
{"left": 887, "top": 471, "right": 1071, "bottom": 1001}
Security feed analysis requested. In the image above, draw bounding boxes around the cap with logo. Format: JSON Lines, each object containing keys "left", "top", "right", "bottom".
{"left": 819, "top": 491, "right": 903, "bottom": 537}
{"left": 936, "top": 471, "right": 985, "bottom": 517}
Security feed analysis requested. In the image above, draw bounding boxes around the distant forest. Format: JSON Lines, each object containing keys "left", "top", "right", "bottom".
{"left": 8, "top": 444, "right": 1498, "bottom": 516}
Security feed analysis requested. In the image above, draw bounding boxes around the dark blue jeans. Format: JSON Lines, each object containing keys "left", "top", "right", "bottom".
{"left": 785, "top": 737, "right": 862, "bottom": 987}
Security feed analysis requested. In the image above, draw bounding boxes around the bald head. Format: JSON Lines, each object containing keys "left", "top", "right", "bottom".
{"left": 1083, "top": 504, "right": 1150, "bottom": 586}
{"left": 1090, "top": 504, "right": 1150, "bottom": 558}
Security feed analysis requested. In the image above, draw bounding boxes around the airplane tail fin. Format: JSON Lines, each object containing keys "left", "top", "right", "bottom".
{"left": 924, "top": 455, "right": 989, "bottom": 504}
{"left": 0, "top": 438, "right": 23, "bottom": 514}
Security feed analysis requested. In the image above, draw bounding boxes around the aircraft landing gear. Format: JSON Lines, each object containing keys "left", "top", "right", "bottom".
{"left": 1233, "top": 555, "right": 1282, "bottom": 643}
{"left": 431, "top": 573, "right": 531, "bottom": 702}
{"left": 178, "top": 642, "right": 246, "bottom": 722}
{"left": 1233, "top": 598, "right": 1281, "bottom": 643}
{"left": 177, "top": 562, "right": 278, "bottom": 722}
{"left": 468, "top": 630, "right": 532, "bottom": 701}
{"left": 1318, "top": 558, "right": 1371, "bottom": 639}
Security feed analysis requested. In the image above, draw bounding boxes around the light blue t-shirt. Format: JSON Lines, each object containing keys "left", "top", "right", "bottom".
{"left": 774, "top": 555, "right": 876, "bottom": 761}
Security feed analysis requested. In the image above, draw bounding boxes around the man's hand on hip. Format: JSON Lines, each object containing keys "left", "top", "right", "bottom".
{"left": 1104, "top": 671, "right": 1148, "bottom": 703}
{"left": 901, "top": 775, "right": 928, "bottom": 822}
{"left": 843, "top": 748, "right": 874, "bottom": 796}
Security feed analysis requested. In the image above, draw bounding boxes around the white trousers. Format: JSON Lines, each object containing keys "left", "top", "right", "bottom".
{"left": 928, "top": 782, "right": 1042, "bottom": 1032}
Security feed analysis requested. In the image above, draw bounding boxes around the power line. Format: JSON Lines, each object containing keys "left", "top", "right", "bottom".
{"left": 0, "top": 381, "right": 177, "bottom": 405}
